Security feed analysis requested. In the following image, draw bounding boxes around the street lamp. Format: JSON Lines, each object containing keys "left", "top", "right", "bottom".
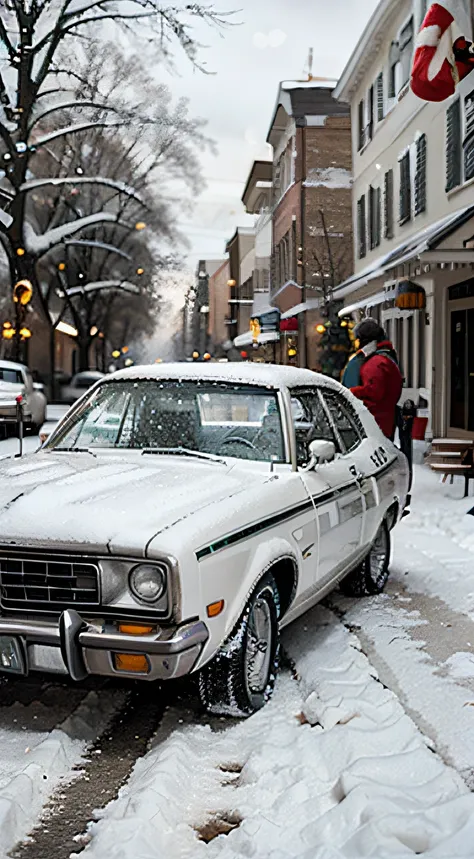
{"left": 13, "top": 280, "right": 33, "bottom": 305}
{"left": 13, "top": 280, "right": 33, "bottom": 362}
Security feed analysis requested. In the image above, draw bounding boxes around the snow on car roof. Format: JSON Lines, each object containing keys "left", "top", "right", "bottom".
{"left": 108, "top": 362, "right": 342, "bottom": 390}
{"left": 0, "top": 360, "right": 27, "bottom": 371}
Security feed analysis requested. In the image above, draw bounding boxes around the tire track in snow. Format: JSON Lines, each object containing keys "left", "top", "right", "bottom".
{"left": 47, "top": 607, "right": 474, "bottom": 859}
{"left": 10, "top": 683, "right": 175, "bottom": 859}
{"left": 0, "top": 679, "right": 126, "bottom": 858}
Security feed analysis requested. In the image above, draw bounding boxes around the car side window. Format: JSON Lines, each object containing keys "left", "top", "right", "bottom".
{"left": 321, "top": 390, "right": 365, "bottom": 454}
{"left": 291, "top": 390, "right": 339, "bottom": 467}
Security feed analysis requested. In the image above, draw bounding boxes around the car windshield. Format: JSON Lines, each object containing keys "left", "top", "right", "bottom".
{"left": 0, "top": 368, "right": 22, "bottom": 385}
{"left": 47, "top": 380, "right": 286, "bottom": 463}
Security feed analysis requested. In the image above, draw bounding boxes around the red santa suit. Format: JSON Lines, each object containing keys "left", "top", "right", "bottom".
{"left": 411, "top": 0, "right": 474, "bottom": 101}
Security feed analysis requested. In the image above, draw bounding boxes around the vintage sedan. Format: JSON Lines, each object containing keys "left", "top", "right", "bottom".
{"left": 0, "top": 364, "right": 409, "bottom": 716}
{"left": 0, "top": 360, "right": 47, "bottom": 434}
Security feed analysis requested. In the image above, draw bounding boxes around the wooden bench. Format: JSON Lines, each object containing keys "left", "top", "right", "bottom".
{"left": 428, "top": 439, "right": 474, "bottom": 497}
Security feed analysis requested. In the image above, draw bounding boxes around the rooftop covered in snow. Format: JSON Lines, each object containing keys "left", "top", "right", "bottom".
{"left": 108, "top": 361, "right": 339, "bottom": 391}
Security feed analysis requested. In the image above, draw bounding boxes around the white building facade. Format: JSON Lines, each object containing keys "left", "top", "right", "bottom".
{"left": 334, "top": 0, "right": 474, "bottom": 440}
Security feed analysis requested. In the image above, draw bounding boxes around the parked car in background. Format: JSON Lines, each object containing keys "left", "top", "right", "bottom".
{"left": 61, "top": 370, "right": 105, "bottom": 404}
{"left": 0, "top": 360, "right": 47, "bottom": 433}
{"left": 0, "top": 364, "right": 409, "bottom": 716}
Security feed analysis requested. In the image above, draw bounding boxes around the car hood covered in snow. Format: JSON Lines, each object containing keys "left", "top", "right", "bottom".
{"left": 0, "top": 451, "right": 264, "bottom": 555}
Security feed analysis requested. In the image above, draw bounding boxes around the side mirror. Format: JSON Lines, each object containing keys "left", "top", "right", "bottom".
{"left": 304, "top": 439, "right": 336, "bottom": 471}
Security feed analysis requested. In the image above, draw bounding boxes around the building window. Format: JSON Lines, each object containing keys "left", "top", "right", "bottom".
{"left": 388, "top": 17, "right": 414, "bottom": 98}
{"left": 399, "top": 151, "right": 411, "bottom": 225}
{"left": 357, "top": 195, "right": 367, "bottom": 259}
{"left": 376, "top": 72, "right": 384, "bottom": 122}
{"left": 414, "top": 133, "right": 427, "bottom": 216}
{"left": 358, "top": 100, "right": 364, "bottom": 151}
{"left": 446, "top": 99, "right": 462, "bottom": 191}
{"left": 388, "top": 41, "right": 399, "bottom": 99}
{"left": 399, "top": 18, "right": 414, "bottom": 87}
{"left": 384, "top": 169, "right": 394, "bottom": 239}
{"left": 369, "top": 185, "right": 381, "bottom": 249}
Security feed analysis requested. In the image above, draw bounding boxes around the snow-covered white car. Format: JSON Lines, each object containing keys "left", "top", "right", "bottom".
{"left": 0, "top": 364, "right": 409, "bottom": 716}
{"left": 0, "top": 360, "right": 47, "bottom": 433}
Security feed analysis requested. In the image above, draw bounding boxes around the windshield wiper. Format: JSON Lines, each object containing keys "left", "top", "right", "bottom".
{"left": 141, "top": 447, "right": 226, "bottom": 466}
{"left": 53, "top": 447, "right": 97, "bottom": 457}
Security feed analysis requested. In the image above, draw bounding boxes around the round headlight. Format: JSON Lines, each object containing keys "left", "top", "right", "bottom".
{"left": 129, "top": 564, "right": 166, "bottom": 604}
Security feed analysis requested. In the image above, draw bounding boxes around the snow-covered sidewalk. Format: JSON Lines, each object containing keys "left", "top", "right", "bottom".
{"left": 78, "top": 602, "right": 474, "bottom": 859}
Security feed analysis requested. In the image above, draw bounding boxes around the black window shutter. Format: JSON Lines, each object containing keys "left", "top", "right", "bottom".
{"left": 446, "top": 99, "right": 462, "bottom": 191}
{"left": 358, "top": 100, "right": 364, "bottom": 151}
{"left": 369, "top": 186, "right": 381, "bottom": 250}
{"left": 357, "top": 196, "right": 366, "bottom": 259}
{"left": 414, "top": 134, "right": 427, "bottom": 215}
{"left": 369, "top": 186, "right": 375, "bottom": 249}
{"left": 399, "top": 152, "right": 411, "bottom": 225}
{"left": 368, "top": 85, "right": 374, "bottom": 140}
{"left": 384, "top": 169, "right": 394, "bottom": 239}
{"left": 376, "top": 187, "right": 382, "bottom": 246}
{"left": 376, "top": 72, "right": 384, "bottom": 121}
{"left": 464, "top": 89, "right": 474, "bottom": 182}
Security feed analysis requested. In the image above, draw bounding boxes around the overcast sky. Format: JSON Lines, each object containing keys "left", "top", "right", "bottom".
{"left": 161, "top": 0, "right": 379, "bottom": 270}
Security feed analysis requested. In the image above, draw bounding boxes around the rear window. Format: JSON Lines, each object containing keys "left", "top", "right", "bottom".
{"left": 0, "top": 368, "right": 22, "bottom": 384}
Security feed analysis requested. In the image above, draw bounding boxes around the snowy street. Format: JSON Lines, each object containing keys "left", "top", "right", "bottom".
{"left": 0, "top": 462, "right": 473, "bottom": 857}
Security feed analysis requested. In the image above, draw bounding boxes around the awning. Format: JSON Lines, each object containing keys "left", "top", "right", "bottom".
{"left": 234, "top": 331, "right": 280, "bottom": 348}
{"left": 333, "top": 205, "right": 474, "bottom": 300}
{"left": 338, "top": 289, "right": 396, "bottom": 317}
{"left": 280, "top": 298, "right": 322, "bottom": 320}
{"left": 251, "top": 293, "right": 277, "bottom": 317}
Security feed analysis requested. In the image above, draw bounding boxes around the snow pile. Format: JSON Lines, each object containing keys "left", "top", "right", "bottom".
{"left": 304, "top": 168, "right": 353, "bottom": 189}
{"left": 79, "top": 607, "right": 474, "bottom": 859}
{"left": 0, "top": 689, "right": 124, "bottom": 855}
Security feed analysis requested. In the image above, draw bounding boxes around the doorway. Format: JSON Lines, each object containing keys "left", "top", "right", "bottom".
{"left": 449, "top": 308, "right": 474, "bottom": 432}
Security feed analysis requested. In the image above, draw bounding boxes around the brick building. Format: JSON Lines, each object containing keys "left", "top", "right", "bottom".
{"left": 208, "top": 259, "right": 230, "bottom": 356}
{"left": 225, "top": 227, "right": 256, "bottom": 345}
{"left": 267, "top": 80, "right": 353, "bottom": 369}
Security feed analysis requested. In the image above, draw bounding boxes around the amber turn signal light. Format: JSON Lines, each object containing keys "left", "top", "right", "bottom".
{"left": 118, "top": 623, "right": 153, "bottom": 636}
{"left": 207, "top": 600, "right": 225, "bottom": 618}
{"left": 113, "top": 653, "right": 149, "bottom": 673}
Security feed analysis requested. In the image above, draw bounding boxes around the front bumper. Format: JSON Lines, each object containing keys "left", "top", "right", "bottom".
{"left": 0, "top": 610, "right": 209, "bottom": 682}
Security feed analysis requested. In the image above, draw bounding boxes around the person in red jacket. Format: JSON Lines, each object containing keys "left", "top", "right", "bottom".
{"left": 348, "top": 318, "right": 403, "bottom": 440}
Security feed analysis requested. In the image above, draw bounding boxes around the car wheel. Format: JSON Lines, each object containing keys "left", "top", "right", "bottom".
{"left": 198, "top": 574, "right": 280, "bottom": 718}
{"left": 340, "top": 521, "right": 391, "bottom": 598}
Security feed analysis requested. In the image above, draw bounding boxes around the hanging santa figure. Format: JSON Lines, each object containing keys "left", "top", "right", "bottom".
{"left": 411, "top": 0, "right": 474, "bottom": 101}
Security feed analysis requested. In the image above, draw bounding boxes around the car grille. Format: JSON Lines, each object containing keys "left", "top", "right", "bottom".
{"left": 0, "top": 551, "right": 100, "bottom": 611}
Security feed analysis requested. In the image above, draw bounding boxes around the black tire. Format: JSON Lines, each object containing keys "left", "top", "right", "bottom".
{"left": 198, "top": 573, "right": 280, "bottom": 718}
{"left": 340, "top": 521, "right": 391, "bottom": 597}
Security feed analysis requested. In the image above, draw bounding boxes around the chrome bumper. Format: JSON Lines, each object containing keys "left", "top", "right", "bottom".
{"left": 0, "top": 610, "right": 209, "bottom": 682}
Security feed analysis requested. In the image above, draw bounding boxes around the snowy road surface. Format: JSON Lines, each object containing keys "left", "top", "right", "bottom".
{"left": 1, "top": 463, "right": 474, "bottom": 856}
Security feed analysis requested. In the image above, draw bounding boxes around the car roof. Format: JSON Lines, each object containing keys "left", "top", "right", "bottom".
{"left": 74, "top": 370, "right": 105, "bottom": 379}
{"left": 0, "top": 360, "right": 26, "bottom": 371}
{"left": 108, "top": 362, "right": 343, "bottom": 391}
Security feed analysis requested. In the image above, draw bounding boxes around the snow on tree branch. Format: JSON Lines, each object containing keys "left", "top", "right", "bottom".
{"left": 24, "top": 213, "right": 119, "bottom": 255}
{"left": 29, "top": 101, "right": 120, "bottom": 131}
{"left": 32, "top": 120, "right": 126, "bottom": 147}
{"left": 20, "top": 176, "right": 144, "bottom": 205}
{"left": 63, "top": 239, "right": 133, "bottom": 260}
{"left": 66, "top": 279, "right": 140, "bottom": 297}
